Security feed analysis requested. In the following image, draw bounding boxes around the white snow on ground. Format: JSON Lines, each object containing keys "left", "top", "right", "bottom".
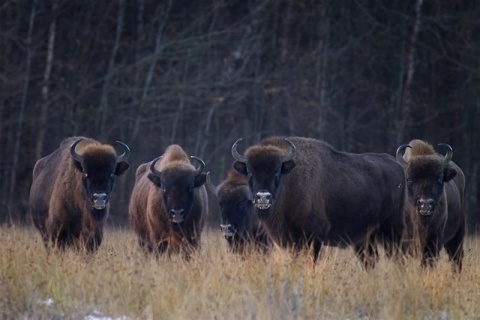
{"left": 84, "top": 310, "right": 131, "bottom": 320}
{"left": 38, "top": 298, "right": 131, "bottom": 320}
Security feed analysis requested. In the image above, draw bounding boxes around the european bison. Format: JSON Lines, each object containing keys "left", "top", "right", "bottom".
{"left": 232, "top": 136, "right": 406, "bottom": 268}
{"left": 206, "top": 170, "right": 270, "bottom": 253}
{"left": 128, "top": 145, "right": 208, "bottom": 257}
{"left": 29, "top": 136, "right": 130, "bottom": 252}
{"left": 396, "top": 139, "right": 465, "bottom": 271}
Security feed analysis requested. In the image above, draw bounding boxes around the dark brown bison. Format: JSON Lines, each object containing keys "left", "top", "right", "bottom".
{"left": 206, "top": 170, "right": 270, "bottom": 254}
{"left": 129, "top": 145, "right": 208, "bottom": 257}
{"left": 29, "top": 136, "right": 130, "bottom": 252}
{"left": 231, "top": 136, "right": 406, "bottom": 268}
{"left": 396, "top": 139, "right": 465, "bottom": 271}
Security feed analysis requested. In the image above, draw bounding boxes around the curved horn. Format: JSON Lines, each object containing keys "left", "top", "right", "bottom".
{"left": 115, "top": 141, "right": 130, "bottom": 162}
{"left": 231, "top": 138, "right": 246, "bottom": 163}
{"left": 149, "top": 156, "right": 163, "bottom": 177}
{"left": 190, "top": 156, "right": 205, "bottom": 177}
{"left": 437, "top": 143, "right": 453, "bottom": 167}
{"left": 70, "top": 139, "right": 83, "bottom": 163}
{"left": 281, "top": 138, "right": 297, "bottom": 162}
{"left": 395, "top": 144, "right": 411, "bottom": 166}
{"left": 206, "top": 172, "right": 217, "bottom": 194}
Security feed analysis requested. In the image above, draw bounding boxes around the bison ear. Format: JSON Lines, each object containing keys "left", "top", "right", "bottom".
{"left": 281, "top": 160, "right": 295, "bottom": 174}
{"left": 72, "top": 159, "right": 83, "bottom": 172}
{"left": 233, "top": 161, "right": 248, "bottom": 175}
{"left": 115, "top": 161, "right": 130, "bottom": 176}
{"left": 194, "top": 172, "right": 207, "bottom": 188}
{"left": 443, "top": 166, "right": 457, "bottom": 182}
{"left": 147, "top": 173, "right": 162, "bottom": 187}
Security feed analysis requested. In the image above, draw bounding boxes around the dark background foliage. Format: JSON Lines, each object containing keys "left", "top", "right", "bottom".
{"left": 1, "top": 0, "right": 479, "bottom": 231}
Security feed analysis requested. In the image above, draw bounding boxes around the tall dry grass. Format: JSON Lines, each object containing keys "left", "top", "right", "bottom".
{"left": 0, "top": 225, "right": 479, "bottom": 319}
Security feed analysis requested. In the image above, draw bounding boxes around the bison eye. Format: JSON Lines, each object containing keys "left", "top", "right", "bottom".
{"left": 406, "top": 178, "right": 413, "bottom": 185}
{"left": 83, "top": 172, "right": 88, "bottom": 179}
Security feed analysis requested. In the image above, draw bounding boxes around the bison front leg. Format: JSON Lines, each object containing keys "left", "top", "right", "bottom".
{"left": 421, "top": 236, "right": 442, "bottom": 269}
{"left": 354, "top": 239, "right": 379, "bottom": 270}
{"left": 444, "top": 229, "right": 464, "bottom": 273}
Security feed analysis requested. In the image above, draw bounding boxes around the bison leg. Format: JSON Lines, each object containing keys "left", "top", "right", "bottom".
{"left": 421, "top": 236, "right": 442, "bottom": 268}
{"left": 354, "top": 238, "right": 378, "bottom": 270}
{"left": 84, "top": 230, "right": 103, "bottom": 253}
{"left": 312, "top": 240, "right": 322, "bottom": 263}
{"left": 444, "top": 229, "right": 464, "bottom": 273}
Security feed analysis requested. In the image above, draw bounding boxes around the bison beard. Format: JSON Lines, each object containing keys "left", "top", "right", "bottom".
{"left": 232, "top": 136, "right": 406, "bottom": 269}
{"left": 29, "top": 136, "right": 130, "bottom": 253}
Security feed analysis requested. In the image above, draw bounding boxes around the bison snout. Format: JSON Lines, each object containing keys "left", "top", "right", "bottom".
{"left": 255, "top": 191, "right": 272, "bottom": 210}
{"left": 417, "top": 198, "right": 436, "bottom": 215}
{"left": 220, "top": 224, "right": 236, "bottom": 238}
{"left": 92, "top": 193, "right": 108, "bottom": 210}
{"left": 170, "top": 209, "right": 185, "bottom": 223}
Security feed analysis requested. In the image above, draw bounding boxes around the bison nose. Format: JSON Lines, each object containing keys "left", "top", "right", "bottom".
{"left": 220, "top": 224, "right": 236, "bottom": 238}
{"left": 417, "top": 198, "right": 436, "bottom": 215}
{"left": 170, "top": 209, "right": 185, "bottom": 223}
{"left": 255, "top": 191, "right": 272, "bottom": 210}
{"left": 92, "top": 193, "right": 108, "bottom": 210}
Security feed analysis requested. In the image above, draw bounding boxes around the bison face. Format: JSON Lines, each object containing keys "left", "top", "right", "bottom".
{"left": 218, "top": 187, "right": 254, "bottom": 241}
{"left": 71, "top": 140, "right": 130, "bottom": 217}
{"left": 232, "top": 138, "right": 296, "bottom": 218}
{"left": 396, "top": 143, "right": 456, "bottom": 217}
{"left": 148, "top": 157, "right": 206, "bottom": 224}
{"left": 405, "top": 160, "right": 457, "bottom": 216}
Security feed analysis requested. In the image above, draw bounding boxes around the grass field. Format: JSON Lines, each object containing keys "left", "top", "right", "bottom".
{"left": 1, "top": 225, "right": 479, "bottom": 320}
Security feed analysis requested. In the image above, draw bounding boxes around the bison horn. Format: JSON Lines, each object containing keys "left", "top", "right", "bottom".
{"left": 437, "top": 143, "right": 453, "bottom": 167}
{"left": 281, "top": 138, "right": 297, "bottom": 163}
{"left": 190, "top": 156, "right": 206, "bottom": 176}
{"left": 70, "top": 139, "right": 83, "bottom": 163}
{"left": 205, "top": 172, "right": 217, "bottom": 194}
{"left": 395, "top": 144, "right": 411, "bottom": 166}
{"left": 231, "top": 138, "right": 246, "bottom": 163}
{"left": 150, "top": 156, "right": 163, "bottom": 177}
{"left": 115, "top": 141, "right": 130, "bottom": 162}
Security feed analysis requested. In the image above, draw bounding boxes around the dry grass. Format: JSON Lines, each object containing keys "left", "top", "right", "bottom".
{"left": 0, "top": 226, "right": 479, "bottom": 320}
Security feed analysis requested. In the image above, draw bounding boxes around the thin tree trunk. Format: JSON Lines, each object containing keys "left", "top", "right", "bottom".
{"left": 98, "top": 0, "right": 125, "bottom": 139}
{"left": 35, "top": 4, "right": 57, "bottom": 159}
{"left": 8, "top": 0, "right": 37, "bottom": 212}
{"left": 396, "top": 0, "right": 424, "bottom": 144}
{"left": 130, "top": 0, "right": 173, "bottom": 144}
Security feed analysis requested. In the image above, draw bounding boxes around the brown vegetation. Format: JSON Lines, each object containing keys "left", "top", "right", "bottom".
{"left": 1, "top": 226, "right": 480, "bottom": 319}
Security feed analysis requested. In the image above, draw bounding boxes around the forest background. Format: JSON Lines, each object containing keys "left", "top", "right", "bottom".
{"left": 1, "top": 0, "right": 479, "bottom": 232}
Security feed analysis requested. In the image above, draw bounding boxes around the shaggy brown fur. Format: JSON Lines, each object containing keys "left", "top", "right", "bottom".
{"left": 400, "top": 139, "right": 465, "bottom": 271}
{"left": 211, "top": 168, "right": 270, "bottom": 253}
{"left": 29, "top": 136, "right": 130, "bottom": 252}
{"left": 233, "top": 137, "right": 406, "bottom": 268}
{"left": 129, "top": 145, "right": 208, "bottom": 257}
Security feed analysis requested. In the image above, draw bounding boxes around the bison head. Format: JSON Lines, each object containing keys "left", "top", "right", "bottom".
{"left": 148, "top": 156, "right": 206, "bottom": 224}
{"left": 231, "top": 138, "right": 296, "bottom": 219}
{"left": 396, "top": 143, "right": 457, "bottom": 216}
{"left": 207, "top": 172, "right": 254, "bottom": 243}
{"left": 70, "top": 139, "right": 130, "bottom": 216}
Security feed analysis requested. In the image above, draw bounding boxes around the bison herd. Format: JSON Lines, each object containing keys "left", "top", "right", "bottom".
{"left": 28, "top": 136, "right": 466, "bottom": 271}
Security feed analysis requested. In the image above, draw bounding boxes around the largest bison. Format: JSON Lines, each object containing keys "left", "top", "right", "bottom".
{"left": 29, "top": 136, "right": 130, "bottom": 252}
{"left": 396, "top": 139, "right": 465, "bottom": 272}
{"left": 231, "top": 136, "right": 406, "bottom": 268}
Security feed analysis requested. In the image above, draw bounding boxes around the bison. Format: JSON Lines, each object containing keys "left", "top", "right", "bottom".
{"left": 231, "top": 136, "right": 406, "bottom": 268}
{"left": 396, "top": 139, "right": 465, "bottom": 271}
{"left": 206, "top": 170, "right": 270, "bottom": 254}
{"left": 128, "top": 145, "right": 208, "bottom": 257}
{"left": 29, "top": 136, "right": 130, "bottom": 252}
